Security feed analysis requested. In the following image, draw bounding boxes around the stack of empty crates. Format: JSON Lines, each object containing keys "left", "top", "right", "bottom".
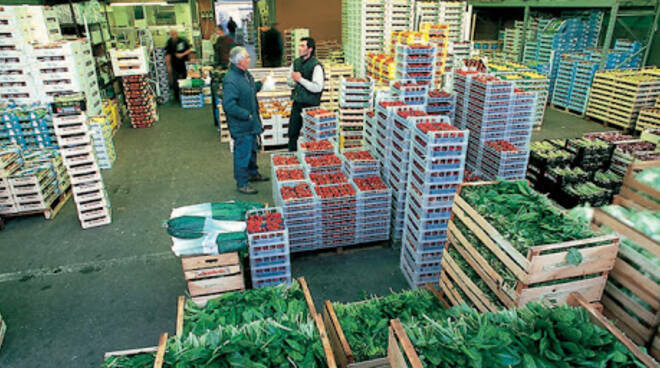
{"left": 322, "top": 62, "right": 353, "bottom": 111}
{"left": 401, "top": 117, "right": 467, "bottom": 288}
{"left": 342, "top": 0, "right": 385, "bottom": 76}
{"left": 395, "top": 43, "right": 436, "bottom": 85}
{"left": 0, "top": 5, "right": 62, "bottom": 106}
{"left": 384, "top": 0, "right": 414, "bottom": 49}
{"left": 87, "top": 116, "right": 116, "bottom": 169}
{"left": 414, "top": 1, "right": 438, "bottom": 28}
{"left": 122, "top": 75, "right": 157, "bottom": 128}
{"left": 421, "top": 24, "right": 450, "bottom": 85}
{"left": 438, "top": 1, "right": 468, "bottom": 43}
{"left": 339, "top": 77, "right": 373, "bottom": 150}
{"left": 53, "top": 106, "right": 111, "bottom": 229}
{"left": 636, "top": 96, "right": 660, "bottom": 132}
{"left": 246, "top": 207, "right": 291, "bottom": 288}
{"left": 152, "top": 48, "right": 171, "bottom": 103}
{"left": 301, "top": 107, "right": 337, "bottom": 143}
{"left": 0, "top": 146, "right": 22, "bottom": 215}
{"left": 426, "top": 89, "right": 455, "bottom": 118}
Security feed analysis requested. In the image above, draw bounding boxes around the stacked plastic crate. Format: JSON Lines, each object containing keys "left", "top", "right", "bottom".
{"left": 426, "top": 89, "right": 455, "bottom": 118}
{"left": 414, "top": 1, "right": 438, "bottom": 28}
{"left": 395, "top": 43, "right": 436, "bottom": 85}
{"left": 384, "top": 0, "right": 414, "bottom": 50}
{"left": 387, "top": 108, "right": 428, "bottom": 241}
{"left": 323, "top": 62, "right": 353, "bottom": 111}
{"left": 453, "top": 69, "right": 479, "bottom": 129}
{"left": 339, "top": 77, "right": 373, "bottom": 150}
{"left": 421, "top": 24, "right": 450, "bottom": 85}
{"left": 87, "top": 116, "right": 116, "bottom": 169}
{"left": 481, "top": 140, "right": 529, "bottom": 180}
{"left": 7, "top": 161, "right": 59, "bottom": 214}
{"left": 353, "top": 173, "right": 391, "bottom": 243}
{"left": 444, "top": 41, "right": 472, "bottom": 89}
{"left": 52, "top": 107, "right": 111, "bottom": 229}
{"left": 0, "top": 5, "right": 61, "bottom": 106}
{"left": 246, "top": 207, "right": 291, "bottom": 288}
{"left": 301, "top": 107, "right": 337, "bottom": 143}
{"left": 373, "top": 100, "right": 408, "bottom": 180}
{"left": 363, "top": 111, "right": 378, "bottom": 158}
{"left": 313, "top": 178, "right": 358, "bottom": 248}
{"left": 391, "top": 80, "right": 428, "bottom": 107}
{"left": 503, "top": 21, "right": 524, "bottom": 61}
{"left": 22, "top": 148, "right": 69, "bottom": 196}
{"left": 31, "top": 40, "right": 103, "bottom": 116}
{"left": 401, "top": 118, "right": 467, "bottom": 288}
{"left": 342, "top": 0, "right": 385, "bottom": 77}
{"left": 0, "top": 105, "right": 57, "bottom": 150}
{"left": 551, "top": 51, "right": 600, "bottom": 115}
{"left": 366, "top": 53, "right": 396, "bottom": 86}
{"left": 0, "top": 146, "right": 22, "bottom": 214}
{"left": 152, "top": 48, "right": 171, "bottom": 103}
{"left": 122, "top": 75, "right": 157, "bottom": 128}
{"left": 611, "top": 39, "right": 642, "bottom": 69}
{"left": 438, "top": 1, "right": 467, "bottom": 43}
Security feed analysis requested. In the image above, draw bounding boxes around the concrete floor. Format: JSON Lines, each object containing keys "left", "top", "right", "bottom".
{"left": 0, "top": 103, "right": 611, "bottom": 367}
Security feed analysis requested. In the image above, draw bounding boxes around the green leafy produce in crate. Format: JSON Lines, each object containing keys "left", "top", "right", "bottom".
{"left": 332, "top": 289, "right": 447, "bottom": 362}
{"left": 548, "top": 166, "right": 589, "bottom": 184}
{"left": 563, "top": 182, "right": 611, "bottom": 206}
{"left": 594, "top": 170, "right": 624, "bottom": 190}
{"left": 530, "top": 141, "right": 574, "bottom": 166}
{"left": 404, "top": 303, "right": 649, "bottom": 368}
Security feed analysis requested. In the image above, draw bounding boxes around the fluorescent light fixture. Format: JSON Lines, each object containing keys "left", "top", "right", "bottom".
{"left": 110, "top": 2, "right": 171, "bottom": 6}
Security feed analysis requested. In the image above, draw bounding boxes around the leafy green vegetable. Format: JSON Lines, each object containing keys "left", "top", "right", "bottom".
{"left": 333, "top": 289, "right": 447, "bottom": 362}
{"left": 461, "top": 181, "right": 596, "bottom": 252}
{"left": 404, "top": 303, "right": 650, "bottom": 368}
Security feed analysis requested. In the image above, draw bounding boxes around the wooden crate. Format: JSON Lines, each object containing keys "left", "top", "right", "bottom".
{"left": 0, "top": 314, "right": 5, "bottom": 353}
{"left": 322, "top": 285, "right": 447, "bottom": 368}
{"left": 181, "top": 252, "right": 245, "bottom": 307}
{"left": 103, "top": 332, "right": 168, "bottom": 368}
{"left": 383, "top": 292, "right": 659, "bottom": 368}
{"left": 616, "top": 160, "right": 660, "bottom": 211}
{"left": 448, "top": 182, "right": 619, "bottom": 308}
{"left": 592, "top": 207, "right": 660, "bottom": 351}
{"left": 652, "top": 328, "right": 660, "bottom": 361}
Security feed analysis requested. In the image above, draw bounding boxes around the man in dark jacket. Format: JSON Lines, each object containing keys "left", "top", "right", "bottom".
{"left": 261, "top": 23, "right": 283, "bottom": 67}
{"left": 227, "top": 17, "right": 238, "bottom": 40}
{"left": 222, "top": 46, "right": 269, "bottom": 194}
{"left": 213, "top": 26, "right": 234, "bottom": 69}
{"left": 165, "top": 29, "right": 193, "bottom": 101}
{"left": 287, "top": 37, "right": 324, "bottom": 151}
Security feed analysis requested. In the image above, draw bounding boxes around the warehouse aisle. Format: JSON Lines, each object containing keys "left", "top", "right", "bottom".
{"left": 0, "top": 104, "right": 608, "bottom": 367}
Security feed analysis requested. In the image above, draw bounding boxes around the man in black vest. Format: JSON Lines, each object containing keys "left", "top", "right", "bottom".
{"left": 287, "top": 37, "right": 324, "bottom": 152}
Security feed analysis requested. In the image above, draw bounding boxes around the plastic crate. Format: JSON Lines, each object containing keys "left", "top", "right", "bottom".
{"left": 411, "top": 139, "right": 468, "bottom": 159}
{"left": 250, "top": 254, "right": 289, "bottom": 269}
{"left": 253, "top": 275, "right": 291, "bottom": 288}
{"left": 251, "top": 264, "right": 291, "bottom": 279}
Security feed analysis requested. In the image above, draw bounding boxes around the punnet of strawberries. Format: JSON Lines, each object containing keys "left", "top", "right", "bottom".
{"left": 280, "top": 183, "right": 313, "bottom": 201}
{"left": 309, "top": 171, "right": 348, "bottom": 185}
{"left": 247, "top": 212, "right": 284, "bottom": 233}
{"left": 354, "top": 176, "right": 387, "bottom": 192}
{"left": 486, "top": 140, "right": 518, "bottom": 152}
{"left": 299, "top": 140, "right": 334, "bottom": 152}
{"left": 272, "top": 155, "right": 300, "bottom": 166}
{"left": 305, "top": 154, "right": 342, "bottom": 167}
{"left": 343, "top": 150, "right": 376, "bottom": 162}
{"left": 314, "top": 183, "right": 356, "bottom": 199}
{"left": 276, "top": 168, "right": 305, "bottom": 181}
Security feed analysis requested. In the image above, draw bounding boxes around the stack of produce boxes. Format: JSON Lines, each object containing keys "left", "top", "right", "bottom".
{"left": 481, "top": 140, "right": 528, "bottom": 180}
{"left": 102, "top": 99, "right": 120, "bottom": 134}
{"left": 395, "top": 43, "right": 436, "bottom": 85}
{"left": 152, "top": 48, "right": 171, "bottom": 103}
{"left": 437, "top": 1, "right": 469, "bottom": 43}
{"left": 180, "top": 86, "right": 204, "bottom": 109}
{"left": 414, "top": 1, "right": 438, "bottom": 28}
{"left": 87, "top": 116, "right": 116, "bottom": 169}
{"left": 365, "top": 53, "right": 395, "bottom": 86}
{"left": 22, "top": 148, "right": 69, "bottom": 196}
{"left": 121, "top": 75, "right": 157, "bottom": 128}
{"left": 421, "top": 24, "right": 450, "bottom": 85}
{"left": 363, "top": 111, "right": 378, "bottom": 160}
{"left": 342, "top": 0, "right": 385, "bottom": 76}
{"left": 53, "top": 105, "right": 111, "bottom": 229}
{"left": 301, "top": 107, "right": 337, "bottom": 143}
{"left": 341, "top": 149, "right": 391, "bottom": 243}
{"left": 426, "top": 89, "right": 455, "bottom": 118}
{"left": 636, "top": 96, "right": 660, "bottom": 132}
{"left": 0, "top": 105, "right": 57, "bottom": 149}
{"left": 0, "top": 146, "right": 22, "bottom": 214}
{"left": 248, "top": 67, "right": 293, "bottom": 147}
{"left": 246, "top": 207, "right": 291, "bottom": 288}
{"left": 0, "top": 5, "right": 61, "bottom": 106}
{"left": 383, "top": 0, "right": 414, "bottom": 51}
{"left": 374, "top": 100, "right": 411, "bottom": 180}
{"left": 338, "top": 77, "right": 373, "bottom": 150}
{"left": 313, "top": 174, "right": 357, "bottom": 248}
{"left": 321, "top": 62, "right": 353, "bottom": 111}
{"left": 8, "top": 163, "right": 58, "bottom": 213}
{"left": 401, "top": 119, "right": 467, "bottom": 288}
{"left": 390, "top": 80, "right": 428, "bottom": 107}
{"left": 455, "top": 70, "right": 535, "bottom": 179}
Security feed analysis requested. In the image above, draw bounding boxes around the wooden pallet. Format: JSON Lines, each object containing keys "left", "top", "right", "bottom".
{"left": 322, "top": 285, "right": 446, "bottom": 368}
{"left": 592, "top": 206, "right": 660, "bottom": 350}
{"left": 617, "top": 160, "right": 660, "bottom": 210}
{"left": 550, "top": 104, "right": 585, "bottom": 118}
{"left": 448, "top": 182, "right": 619, "bottom": 308}
{"left": 2, "top": 187, "right": 71, "bottom": 220}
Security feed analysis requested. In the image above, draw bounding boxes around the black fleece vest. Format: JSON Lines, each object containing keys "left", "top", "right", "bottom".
{"left": 292, "top": 56, "right": 323, "bottom": 106}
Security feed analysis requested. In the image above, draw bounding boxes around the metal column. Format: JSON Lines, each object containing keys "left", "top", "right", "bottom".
{"left": 519, "top": 6, "right": 530, "bottom": 63}
{"left": 600, "top": 3, "right": 620, "bottom": 69}
{"left": 642, "top": 2, "right": 660, "bottom": 66}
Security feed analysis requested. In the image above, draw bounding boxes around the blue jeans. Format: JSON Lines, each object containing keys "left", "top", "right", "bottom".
{"left": 233, "top": 134, "right": 259, "bottom": 188}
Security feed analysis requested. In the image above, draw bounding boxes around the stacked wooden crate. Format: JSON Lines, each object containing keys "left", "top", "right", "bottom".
{"left": 586, "top": 68, "right": 660, "bottom": 131}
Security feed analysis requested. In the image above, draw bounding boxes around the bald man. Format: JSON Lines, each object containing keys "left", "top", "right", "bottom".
{"left": 165, "top": 29, "right": 193, "bottom": 101}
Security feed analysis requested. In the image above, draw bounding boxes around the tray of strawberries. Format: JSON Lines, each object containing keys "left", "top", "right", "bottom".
{"left": 271, "top": 153, "right": 301, "bottom": 168}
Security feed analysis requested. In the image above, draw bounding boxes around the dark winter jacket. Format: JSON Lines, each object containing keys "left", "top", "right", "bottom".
{"left": 222, "top": 64, "right": 263, "bottom": 137}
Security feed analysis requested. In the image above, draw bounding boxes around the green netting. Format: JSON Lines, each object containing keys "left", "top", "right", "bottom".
{"left": 210, "top": 201, "right": 264, "bottom": 221}
{"left": 166, "top": 216, "right": 206, "bottom": 239}
{"left": 216, "top": 232, "right": 247, "bottom": 253}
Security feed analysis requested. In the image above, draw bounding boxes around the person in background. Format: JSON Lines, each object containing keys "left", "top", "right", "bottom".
{"left": 287, "top": 37, "right": 324, "bottom": 152}
{"left": 227, "top": 17, "right": 238, "bottom": 40}
{"left": 213, "top": 25, "right": 235, "bottom": 70}
{"left": 222, "top": 46, "right": 269, "bottom": 195}
{"left": 261, "top": 22, "right": 283, "bottom": 67}
{"left": 165, "top": 29, "right": 193, "bottom": 101}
